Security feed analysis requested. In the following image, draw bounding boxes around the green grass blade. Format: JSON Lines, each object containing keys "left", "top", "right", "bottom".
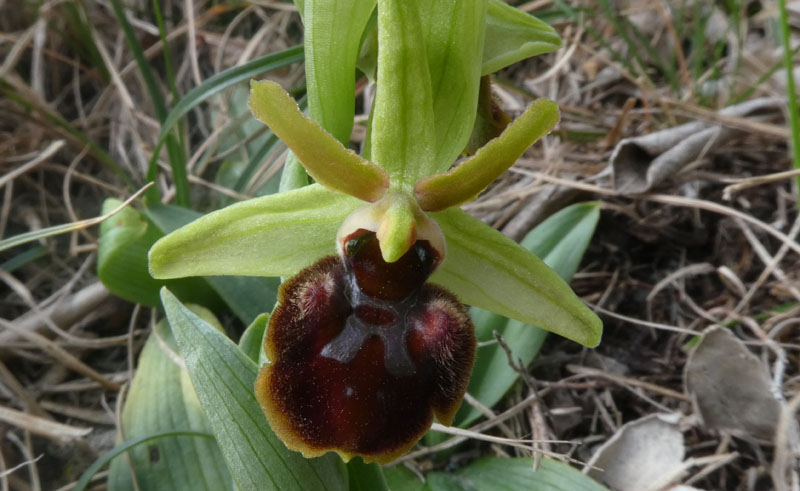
{"left": 108, "top": 0, "right": 189, "bottom": 205}
{"left": 426, "top": 457, "right": 607, "bottom": 491}
{"left": 144, "top": 45, "right": 304, "bottom": 204}
{"left": 778, "top": 0, "right": 800, "bottom": 193}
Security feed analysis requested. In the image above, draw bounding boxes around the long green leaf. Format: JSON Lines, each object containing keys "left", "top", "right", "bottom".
{"left": 430, "top": 207, "right": 602, "bottom": 347}
{"left": 383, "top": 467, "right": 430, "bottom": 491}
{"left": 108, "top": 318, "right": 232, "bottom": 490}
{"left": 426, "top": 457, "right": 607, "bottom": 491}
{"left": 162, "top": 288, "right": 349, "bottom": 491}
{"left": 346, "top": 459, "right": 389, "bottom": 491}
{"left": 97, "top": 199, "right": 217, "bottom": 307}
{"left": 455, "top": 202, "right": 601, "bottom": 427}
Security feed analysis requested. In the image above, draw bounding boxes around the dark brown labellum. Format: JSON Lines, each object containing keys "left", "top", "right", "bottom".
{"left": 255, "top": 231, "right": 475, "bottom": 464}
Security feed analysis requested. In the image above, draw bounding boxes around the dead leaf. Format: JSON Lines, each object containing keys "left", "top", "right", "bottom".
{"left": 610, "top": 98, "right": 783, "bottom": 194}
{"left": 585, "top": 413, "right": 686, "bottom": 491}
{"left": 684, "top": 326, "right": 781, "bottom": 441}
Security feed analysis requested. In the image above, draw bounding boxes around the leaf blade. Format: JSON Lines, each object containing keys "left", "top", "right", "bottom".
{"left": 162, "top": 288, "right": 349, "bottom": 491}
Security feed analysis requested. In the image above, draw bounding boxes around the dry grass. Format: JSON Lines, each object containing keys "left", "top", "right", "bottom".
{"left": 1, "top": 0, "right": 798, "bottom": 489}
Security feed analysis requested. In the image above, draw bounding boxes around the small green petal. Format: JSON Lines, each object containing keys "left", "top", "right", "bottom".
{"left": 249, "top": 80, "right": 389, "bottom": 202}
{"left": 482, "top": 0, "right": 562, "bottom": 75}
{"left": 430, "top": 208, "right": 602, "bottom": 347}
{"left": 149, "top": 184, "right": 362, "bottom": 279}
{"left": 370, "top": 0, "right": 436, "bottom": 187}
{"left": 416, "top": 98, "right": 559, "bottom": 211}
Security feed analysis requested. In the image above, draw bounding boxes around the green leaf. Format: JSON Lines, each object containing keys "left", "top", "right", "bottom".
{"left": 250, "top": 80, "right": 389, "bottom": 202}
{"left": 75, "top": 431, "right": 215, "bottom": 491}
{"left": 383, "top": 467, "right": 430, "bottom": 491}
{"left": 455, "top": 202, "right": 601, "bottom": 427}
{"left": 145, "top": 204, "right": 279, "bottom": 324}
{"left": 304, "top": 0, "right": 377, "bottom": 144}
{"left": 415, "top": 98, "right": 559, "bottom": 211}
{"left": 98, "top": 199, "right": 215, "bottom": 307}
{"left": 426, "top": 457, "right": 607, "bottom": 491}
{"left": 370, "top": 0, "right": 436, "bottom": 186}
{"left": 418, "top": 0, "right": 487, "bottom": 172}
{"left": 481, "top": 0, "right": 562, "bottom": 75}
{"left": 149, "top": 184, "right": 361, "bottom": 280}
{"left": 346, "top": 458, "right": 388, "bottom": 491}
{"left": 161, "top": 288, "right": 349, "bottom": 491}
{"left": 108, "top": 318, "right": 233, "bottom": 490}
{"left": 430, "top": 208, "right": 602, "bottom": 347}
{"left": 239, "top": 313, "right": 270, "bottom": 362}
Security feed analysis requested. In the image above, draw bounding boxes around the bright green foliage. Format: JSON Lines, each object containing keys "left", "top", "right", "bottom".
{"left": 426, "top": 457, "right": 608, "bottom": 491}
{"left": 482, "top": 0, "right": 561, "bottom": 74}
{"left": 108, "top": 316, "right": 233, "bottom": 490}
{"left": 162, "top": 289, "right": 349, "bottom": 491}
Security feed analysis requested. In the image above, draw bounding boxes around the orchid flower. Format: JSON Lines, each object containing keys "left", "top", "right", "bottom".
{"left": 149, "top": 0, "right": 601, "bottom": 465}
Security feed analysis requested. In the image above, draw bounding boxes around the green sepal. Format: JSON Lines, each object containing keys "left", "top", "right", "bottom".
{"left": 430, "top": 208, "right": 602, "bottom": 347}
{"left": 304, "top": 0, "right": 377, "bottom": 144}
{"left": 416, "top": 98, "right": 559, "bottom": 211}
{"left": 418, "top": 0, "right": 487, "bottom": 172}
{"left": 456, "top": 202, "right": 601, "bottom": 427}
{"left": 482, "top": 0, "right": 562, "bottom": 75}
{"left": 148, "top": 184, "right": 362, "bottom": 279}
{"left": 250, "top": 80, "right": 389, "bottom": 202}
{"left": 370, "top": 0, "right": 436, "bottom": 187}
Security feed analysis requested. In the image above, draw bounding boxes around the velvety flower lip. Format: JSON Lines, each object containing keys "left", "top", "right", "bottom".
{"left": 255, "top": 232, "right": 475, "bottom": 464}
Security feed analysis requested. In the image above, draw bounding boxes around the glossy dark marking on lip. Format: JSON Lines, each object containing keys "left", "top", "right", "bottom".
{"left": 255, "top": 232, "right": 475, "bottom": 464}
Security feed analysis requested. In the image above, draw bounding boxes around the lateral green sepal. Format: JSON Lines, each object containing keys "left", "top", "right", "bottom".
{"left": 429, "top": 208, "right": 602, "bottom": 347}
{"left": 149, "top": 184, "right": 362, "bottom": 279}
